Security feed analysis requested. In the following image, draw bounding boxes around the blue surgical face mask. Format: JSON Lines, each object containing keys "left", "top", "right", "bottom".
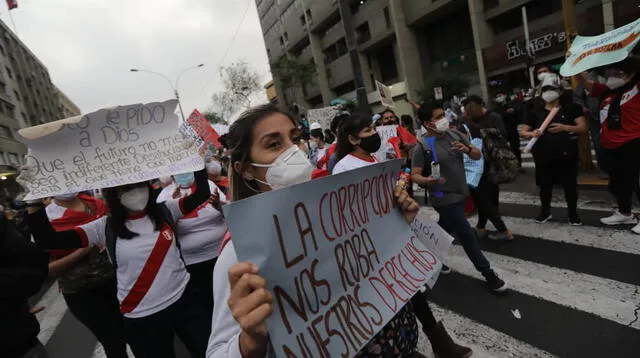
{"left": 173, "top": 172, "right": 195, "bottom": 187}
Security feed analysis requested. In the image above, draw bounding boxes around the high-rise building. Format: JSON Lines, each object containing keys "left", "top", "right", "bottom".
{"left": 0, "top": 19, "right": 79, "bottom": 193}
{"left": 56, "top": 85, "right": 81, "bottom": 119}
{"left": 256, "top": 0, "right": 638, "bottom": 113}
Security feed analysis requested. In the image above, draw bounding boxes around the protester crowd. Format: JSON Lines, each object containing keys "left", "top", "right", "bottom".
{"left": 1, "top": 52, "right": 638, "bottom": 358}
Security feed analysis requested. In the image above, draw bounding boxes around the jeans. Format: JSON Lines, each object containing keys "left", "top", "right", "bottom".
{"left": 123, "top": 285, "right": 210, "bottom": 358}
{"left": 63, "top": 280, "right": 127, "bottom": 358}
{"left": 470, "top": 177, "right": 508, "bottom": 233}
{"left": 435, "top": 201, "right": 491, "bottom": 275}
{"left": 604, "top": 138, "right": 640, "bottom": 214}
{"left": 535, "top": 157, "right": 579, "bottom": 218}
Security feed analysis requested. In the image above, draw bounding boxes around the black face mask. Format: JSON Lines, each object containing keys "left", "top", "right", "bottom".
{"left": 358, "top": 132, "right": 382, "bottom": 153}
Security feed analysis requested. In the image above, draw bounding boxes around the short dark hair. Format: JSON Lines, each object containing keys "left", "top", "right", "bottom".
{"left": 380, "top": 108, "right": 395, "bottom": 116}
{"left": 336, "top": 114, "right": 373, "bottom": 162}
{"left": 465, "top": 94, "right": 484, "bottom": 106}
{"left": 310, "top": 128, "right": 324, "bottom": 141}
{"left": 417, "top": 101, "right": 444, "bottom": 123}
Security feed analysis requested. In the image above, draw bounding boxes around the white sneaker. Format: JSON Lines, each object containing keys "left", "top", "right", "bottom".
{"left": 600, "top": 211, "right": 637, "bottom": 225}
{"left": 632, "top": 222, "right": 640, "bottom": 235}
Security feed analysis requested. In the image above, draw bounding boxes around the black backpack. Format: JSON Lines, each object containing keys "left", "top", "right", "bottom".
{"left": 479, "top": 128, "right": 519, "bottom": 184}
{"left": 105, "top": 203, "right": 184, "bottom": 269}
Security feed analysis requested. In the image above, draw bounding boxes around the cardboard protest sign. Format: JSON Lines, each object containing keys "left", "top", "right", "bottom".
{"left": 373, "top": 125, "right": 398, "bottom": 162}
{"left": 411, "top": 209, "right": 454, "bottom": 261}
{"left": 560, "top": 18, "right": 640, "bottom": 76}
{"left": 224, "top": 160, "right": 442, "bottom": 358}
{"left": 376, "top": 80, "right": 394, "bottom": 107}
{"left": 307, "top": 106, "right": 342, "bottom": 131}
{"left": 180, "top": 109, "right": 218, "bottom": 159}
{"left": 17, "top": 100, "right": 202, "bottom": 200}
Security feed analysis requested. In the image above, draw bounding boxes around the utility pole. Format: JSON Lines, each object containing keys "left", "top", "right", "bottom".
{"left": 563, "top": 0, "right": 594, "bottom": 170}
{"left": 338, "top": 0, "right": 370, "bottom": 115}
{"left": 522, "top": 6, "right": 535, "bottom": 89}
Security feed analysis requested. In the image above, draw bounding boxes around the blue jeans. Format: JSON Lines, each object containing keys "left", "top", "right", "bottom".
{"left": 435, "top": 201, "right": 491, "bottom": 275}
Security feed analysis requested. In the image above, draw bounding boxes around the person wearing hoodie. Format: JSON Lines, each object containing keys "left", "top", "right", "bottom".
{"left": 0, "top": 210, "right": 50, "bottom": 358}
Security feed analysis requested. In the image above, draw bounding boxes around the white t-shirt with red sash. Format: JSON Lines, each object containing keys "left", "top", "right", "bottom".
{"left": 156, "top": 181, "right": 228, "bottom": 265}
{"left": 74, "top": 199, "right": 187, "bottom": 318}
{"left": 332, "top": 152, "right": 378, "bottom": 174}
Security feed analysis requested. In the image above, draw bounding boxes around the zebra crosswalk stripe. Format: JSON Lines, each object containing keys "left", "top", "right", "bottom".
{"left": 33, "top": 193, "right": 640, "bottom": 358}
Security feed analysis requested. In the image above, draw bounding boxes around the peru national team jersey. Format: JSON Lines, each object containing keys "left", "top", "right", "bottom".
{"left": 156, "top": 181, "right": 228, "bottom": 265}
{"left": 591, "top": 81, "right": 640, "bottom": 149}
{"left": 332, "top": 153, "right": 377, "bottom": 174}
{"left": 75, "top": 198, "right": 188, "bottom": 318}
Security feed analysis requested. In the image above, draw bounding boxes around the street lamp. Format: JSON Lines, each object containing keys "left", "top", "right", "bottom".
{"left": 129, "top": 64, "right": 204, "bottom": 120}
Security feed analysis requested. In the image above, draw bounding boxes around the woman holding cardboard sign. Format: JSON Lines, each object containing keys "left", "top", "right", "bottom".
{"left": 22, "top": 168, "right": 213, "bottom": 358}
{"left": 207, "top": 105, "right": 427, "bottom": 358}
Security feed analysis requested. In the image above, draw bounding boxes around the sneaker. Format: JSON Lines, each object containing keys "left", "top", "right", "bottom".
{"left": 600, "top": 211, "right": 637, "bottom": 225}
{"left": 488, "top": 230, "right": 514, "bottom": 241}
{"left": 632, "top": 222, "right": 640, "bottom": 235}
{"left": 569, "top": 216, "right": 583, "bottom": 226}
{"left": 535, "top": 212, "right": 552, "bottom": 223}
{"left": 483, "top": 270, "right": 507, "bottom": 293}
{"left": 440, "top": 264, "right": 452, "bottom": 274}
{"left": 474, "top": 227, "right": 488, "bottom": 239}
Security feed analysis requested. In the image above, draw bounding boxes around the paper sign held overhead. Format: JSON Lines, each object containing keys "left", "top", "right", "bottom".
{"left": 560, "top": 18, "right": 640, "bottom": 76}
{"left": 306, "top": 106, "right": 342, "bottom": 131}
{"left": 434, "top": 87, "right": 443, "bottom": 100}
{"left": 376, "top": 80, "right": 395, "bottom": 108}
{"left": 372, "top": 125, "right": 399, "bottom": 162}
{"left": 223, "top": 160, "right": 443, "bottom": 358}
{"left": 18, "top": 100, "right": 202, "bottom": 200}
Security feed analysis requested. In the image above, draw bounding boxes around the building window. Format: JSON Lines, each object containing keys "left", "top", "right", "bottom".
{"left": 5, "top": 104, "right": 14, "bottom": 118}
{"left": 383, "top": 7, "right": 391, "bottom": 28}
{"left": 5, "top": 66, "right": 12, "bottom": 79}
{"left": 356, "top": 22, "right": 371, "bottom": 44}
{"left": 280, "top": 36, "right": 284, "bottom": 45}
{"left": 8, "top": 152, "right": 19, "bottom": 165}
{"left": 306, "top": 9, "right": 312, "bottom": 21}
{"left": 483, "top": 0, "right": 499, "bottom": 10}
{"left": 425, "top": 10, "right": 474, "bottom": 61}
{"left": 13, "top": 90, "right": 19, "bottom": 101}
{"left": 0, "top": 153, "right": 5, "bottom": 165}
{"left": 0, "top": 125, "right": 12, "bottom": 139}
{"left": 375, "top": 44, "right": 398, "bottom": 82}
{"left": 300, "top": 15, "right": 306, "bottom": 26}
{"left": 284, "top": 32, "right": 289, "bottom": 41}
{"left": 0, "top": 44, "right": 4, "bottom": 56}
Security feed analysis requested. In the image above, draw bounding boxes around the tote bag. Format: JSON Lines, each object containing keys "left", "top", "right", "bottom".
{"left": 462, "top": 124, "right": 484, "bottom": 188}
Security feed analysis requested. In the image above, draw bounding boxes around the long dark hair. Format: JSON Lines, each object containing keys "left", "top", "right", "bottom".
{"left": 104, "top": 182, "right": 164, "bottom": 239}
{"left": 227, "top": 104, "right": 297, "bottom": 202}
{"left": 335, "top": 113, "right": 373, "bottom": 163}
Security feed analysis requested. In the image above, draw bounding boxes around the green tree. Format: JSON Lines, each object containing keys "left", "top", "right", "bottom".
{"left": 275, "top": 56, "right": 316, "bottom": 107}
{"left": 202, "top": 111, "right": 225, "bottom": 124}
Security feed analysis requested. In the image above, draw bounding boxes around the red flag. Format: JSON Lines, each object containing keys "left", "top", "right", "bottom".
{"left": 6, "top": 0, "right": 17, "bottom": 10}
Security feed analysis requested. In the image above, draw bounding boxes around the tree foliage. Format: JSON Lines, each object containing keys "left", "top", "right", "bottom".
{"left": 201, "top": 111, "right": 225, "bottom": 124}
{"left": 275, "top": 56, "right": 316, "bottom": 107}
{"left": 211, "top": 61, "right": 261, "bottom": 119}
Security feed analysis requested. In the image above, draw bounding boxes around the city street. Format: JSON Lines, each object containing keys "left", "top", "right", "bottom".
{"left": 30, "top": 173, "right": 640, "bottom": 358}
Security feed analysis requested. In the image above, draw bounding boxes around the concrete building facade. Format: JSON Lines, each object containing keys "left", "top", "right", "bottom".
{"left": 0, "top": 20, "right": 79, "bottom": 192}
{"left": 255, "top": 0, "right": 639, "bottom": 112}
{"left": 56, "top": 85, "right": 82, "bottom": 119}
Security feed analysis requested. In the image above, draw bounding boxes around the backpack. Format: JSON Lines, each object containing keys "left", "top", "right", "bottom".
{"left": 479, "top": 128, "right": 519, "bottom": 184}
{"left": 105, "top": 203, "right": 184, "bottom": 269}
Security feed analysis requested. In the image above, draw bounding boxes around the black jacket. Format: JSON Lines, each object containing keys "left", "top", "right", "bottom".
{"left": 0, "top": 215, "right": 49, "bottom": 358}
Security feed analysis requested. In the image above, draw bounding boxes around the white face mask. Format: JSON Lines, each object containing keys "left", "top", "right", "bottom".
{"left": 494, "top": 96, "right": 506, "bottom": 103}
{"left": 538, "top": 72, "right": 551, "bottom": 82}
{"left": 120, "top": 187, "right": 149, "bottom": 212}
{"left": 309, "top": 141, "right": 318, "bottom": 150}
{"left": 206, "top": 160, "right": 222, "bottom": 176}
{"left": 250, "top": 145, "right": 314, "bottom": 190}
{"left": 54, "top": 192, "right": 78, "bottom": 201}
{"left": 606, "top": 76, "right": 626, "bottom": 90}
{"left": 434, "top": 118, "right": 450, "bottom": 132}
{"left": 541, "top": 90, "right": 560, "bottom": 103}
